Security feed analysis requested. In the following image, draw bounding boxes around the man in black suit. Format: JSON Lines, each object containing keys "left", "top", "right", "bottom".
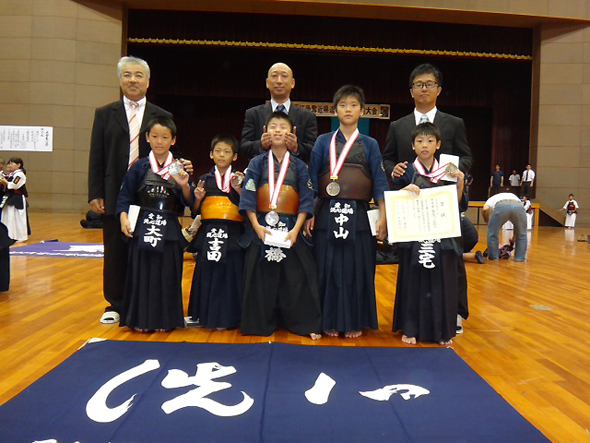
{"left": 382, "top": 63, "right": 473, "bottom": 329}
{"left": 382, "top": 63, "right": 473, "bottom": 181}
{"left": 239, "top": 62, "right": 317, "bottom": 163}
{"left": 88, "top": 56, "right": 181, "bottom": 324}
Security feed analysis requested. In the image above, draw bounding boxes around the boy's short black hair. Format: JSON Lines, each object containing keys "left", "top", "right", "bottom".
{"left": 409, "top": 63, "right": 443, "bottom": 88}
{"left": 265, "top": 110, "right": 293, "bottom": 131}
{"left": 210, "top": 133, "right": 239, "bottom": 154}
{"left": 412, "top": 122, "right": 441, "bottom": 142}
{"left": 146, "top": 116, "right": 177, "bottom": 138}
{"left": 333, "top": 85, "right": 365, "bottom": 109}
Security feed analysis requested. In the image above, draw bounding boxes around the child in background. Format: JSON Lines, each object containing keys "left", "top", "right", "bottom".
{"left": 239, "top": 111, "right": 321, "bottom": 340}
{"left": 0, "top": 157, "right": 28, "bottom": 242}
{"left": 391, "top": 122, "right": 464, "bottom": 346}
{"left": 308, "top": 85, "right": 388, "bottom": 339}
{"left": 117, "top": 117, "right": 193, "bottom": 332}
{"left": 560, "top": 194, "right": 579, "bottom": 229}
{"left": 187, "top": 134, "right": 245, "bottom": 330}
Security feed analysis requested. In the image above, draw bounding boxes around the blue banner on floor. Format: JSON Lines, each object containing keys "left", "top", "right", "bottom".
{"left": 10, "top": 242, "right": 103, "bottom": 258}
{"left": 0, "top": 340, "right": 548, "bottom": 442}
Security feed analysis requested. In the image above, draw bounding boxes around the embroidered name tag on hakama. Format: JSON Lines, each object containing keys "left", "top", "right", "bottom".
{"left": 205, "top": 225, "right": 228, "bottom": 263}
{"left": 329, "top": 200, "right": 356, "bottom": 242}
{"left": 137, "top": 211, "right": 168, "bottom": 252}
{"left": 262, "top": 220, "right": 288, "bottom": 263}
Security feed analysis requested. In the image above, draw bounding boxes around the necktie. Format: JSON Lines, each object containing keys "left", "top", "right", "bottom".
{"left": 276, "top": 104, "right": 286, "bottom": 113}
{"left": 128, "top": 102, "right": 140, "bottom": 169}
{"left": 419, "top": 114, "right": 429, "bottom": 124}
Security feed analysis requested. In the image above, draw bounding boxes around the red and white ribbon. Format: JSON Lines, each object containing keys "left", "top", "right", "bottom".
{"left": 149, "top": 151, "right": 174, "bottom": 180}
{"left": 214, "top": 165, "right": 234, "bottom": 193}
{"left": 329, "top": 129, "right": 359, "bottom": 179}
{"left": 413, "top": 158, "right": 449, "bottom": 183}
{"left": 268, "top": 151, "right": 290, "bottom": 209}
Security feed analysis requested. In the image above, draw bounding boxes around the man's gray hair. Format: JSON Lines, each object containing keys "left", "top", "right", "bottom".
{"left": 117, "top": 56, "right": 150, "bottom": 79}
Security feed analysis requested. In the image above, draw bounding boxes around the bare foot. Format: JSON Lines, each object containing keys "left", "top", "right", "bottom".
{"left": 310, "top": 333, "right": 322, "bottom": 340}
{"left": 439, "top": 339, "right": 453, "bottom": 346}
{"left": 133, "top": 327, "right": 148, "bottom": 333}
{"left": 216, "top": 327, "right": 227, "bottom": 331}
{"left": 344, "top": 330, "right": 362, "bottom": 339}
{"left": 401, "top": 335, "right": 417, "bottom": 345}
{"left": 324, "top": 330, "right": 339, "bottom": 337}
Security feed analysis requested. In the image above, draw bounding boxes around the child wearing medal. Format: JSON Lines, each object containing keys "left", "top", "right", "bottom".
{"left": 187, "top": 134, "right": 245, "bottom": 330}
{"left": 238, "top": 111, "right": 322, "bottom": 339}
{"left": 391, "top": 122, "right": 464, "bottom": 346}
{"left": 307, "top": 85, "right": 389, "bottom": 339}
{"left": 117, "top": 117, "right": 193, "bottom": 332}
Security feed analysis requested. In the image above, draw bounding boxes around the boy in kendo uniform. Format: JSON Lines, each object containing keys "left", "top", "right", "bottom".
{"left": 307, "top": 85, "right": 389, "bottom": 339}
{"left": 239, "top": 111, "right": 321, "bottom": 340}
{"left": 187, "top": 134, "right": 245, "bottom": 330}
{"left": 117, "top": 117, "right": 193, "bottom": 332}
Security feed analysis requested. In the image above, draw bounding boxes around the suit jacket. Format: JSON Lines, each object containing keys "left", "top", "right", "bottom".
{"left": 239, "top": 102, "right": 318, "bottom": 163}
{"left": 382, "top": 111, "right": 473, "bottom": 179}
{"left": 88, "top": 99, "right": 173, "bottom": 215}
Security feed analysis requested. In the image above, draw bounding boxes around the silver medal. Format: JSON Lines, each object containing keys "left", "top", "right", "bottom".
{"left": 326, "top": 181, "right": 340, "bottom": 197}
{"left": 445, "top": 163, "right": 458, "bottom": 174}
{"left": 232, "top": 174, "right": 244, "bottom": 187}
{"left": 168, "top": 161, "right": 183, "bottom": 176}
{"left": 265, "top": 210, "right": 279, "bottom": 226}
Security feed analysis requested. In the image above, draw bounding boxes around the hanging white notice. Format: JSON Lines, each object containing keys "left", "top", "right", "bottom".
{"left": 0, "top": 125, "right": 53, "bottom": 152}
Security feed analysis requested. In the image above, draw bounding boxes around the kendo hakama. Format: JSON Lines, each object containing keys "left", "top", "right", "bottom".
{"left": 0, "top": 222, "right": 15, "bottom": 292}
{"left": 116, "top": 162, "right": 189, "bottom": 331}
{"left": 187, "top": 171, "right": 245, "bottom": 329}
{"left": 309, "top": 131, "right": 389, "bottom": 334}
{"left": 313, "top": 173, "right": 379, "bottom": 333}
{"left": 392, "top": 174, "right": 461, "bottom": 343}
{"left": 238, "top": 152, "right": 322, "bottom": 337}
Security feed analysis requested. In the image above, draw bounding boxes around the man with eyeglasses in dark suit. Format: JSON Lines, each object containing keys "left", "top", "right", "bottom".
{"left": 382, "top": 63, "right": 473, "bottom": 181}
{"left": 382, "top": 63, "right": 473, "bottom": 332}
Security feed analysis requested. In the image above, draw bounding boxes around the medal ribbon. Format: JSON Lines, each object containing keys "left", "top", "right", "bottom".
{"left": 329, "top": 129, "right": 359, "bottom": 179}
{"left": 413, "top": 158, "right": 449, "bottom": 183}
{"left": 148, "top": 151, "right": 174, "bottom": 180}
{"left": 268, "top": 151, "right": 290, "bottom": 209}
{"left": 214, "top": 165, "right": 234, "bottom": 193}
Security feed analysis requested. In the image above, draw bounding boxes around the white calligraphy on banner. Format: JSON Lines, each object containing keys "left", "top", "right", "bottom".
{"left": 85, "top": 361, "right": 431, "bottom": 423}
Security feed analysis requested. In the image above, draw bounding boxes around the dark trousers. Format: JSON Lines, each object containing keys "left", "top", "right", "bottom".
{"left": 102, "top": 215, "right": 129, "bottom": 313}
{"left": 521, "top": 182, "right": 532, "bottom": 199}
{"left": 0, "top": 247, "right": 10, "bottom": 292}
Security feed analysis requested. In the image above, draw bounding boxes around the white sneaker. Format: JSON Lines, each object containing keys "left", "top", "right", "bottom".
{"left": 456, "top": 314, "right": 463, "bottom": 334}
{"left": 100, "top": 311, "right": 120, "bottom": 324}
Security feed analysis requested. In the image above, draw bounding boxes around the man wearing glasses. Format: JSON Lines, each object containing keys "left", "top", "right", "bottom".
{"left": 382, "top": 63, "right": 473, "bottom": 332}
{"left": 382, "top": 63, "right": 473, "bottom": 181}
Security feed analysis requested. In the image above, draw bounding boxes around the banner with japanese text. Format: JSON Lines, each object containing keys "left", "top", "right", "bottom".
{"left": 0, "top": 340, "right": 547, "bottom": 442}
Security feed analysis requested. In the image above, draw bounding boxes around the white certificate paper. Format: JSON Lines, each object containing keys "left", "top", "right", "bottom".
{"left": 264, "top": 229, "right": 292, "bottom": 249}
{"left": 385, "top": 184, "right": 461, "bottom": 243}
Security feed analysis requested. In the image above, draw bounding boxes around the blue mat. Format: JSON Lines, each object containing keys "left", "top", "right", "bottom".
{"left": 9, "top": 242, "right": 103, "bottom": 258}
{"left": 0, "top": 340, "right": 548, "bottom": 442}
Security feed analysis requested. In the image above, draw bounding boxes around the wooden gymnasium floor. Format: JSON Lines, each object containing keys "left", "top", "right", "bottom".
{"left": 1, "top": 212, "right": 589, "bottom": 442}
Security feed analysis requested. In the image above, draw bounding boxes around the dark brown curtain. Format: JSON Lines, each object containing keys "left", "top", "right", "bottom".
{"left": 131, "top": 11, "right": 532, "bottom": 201}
